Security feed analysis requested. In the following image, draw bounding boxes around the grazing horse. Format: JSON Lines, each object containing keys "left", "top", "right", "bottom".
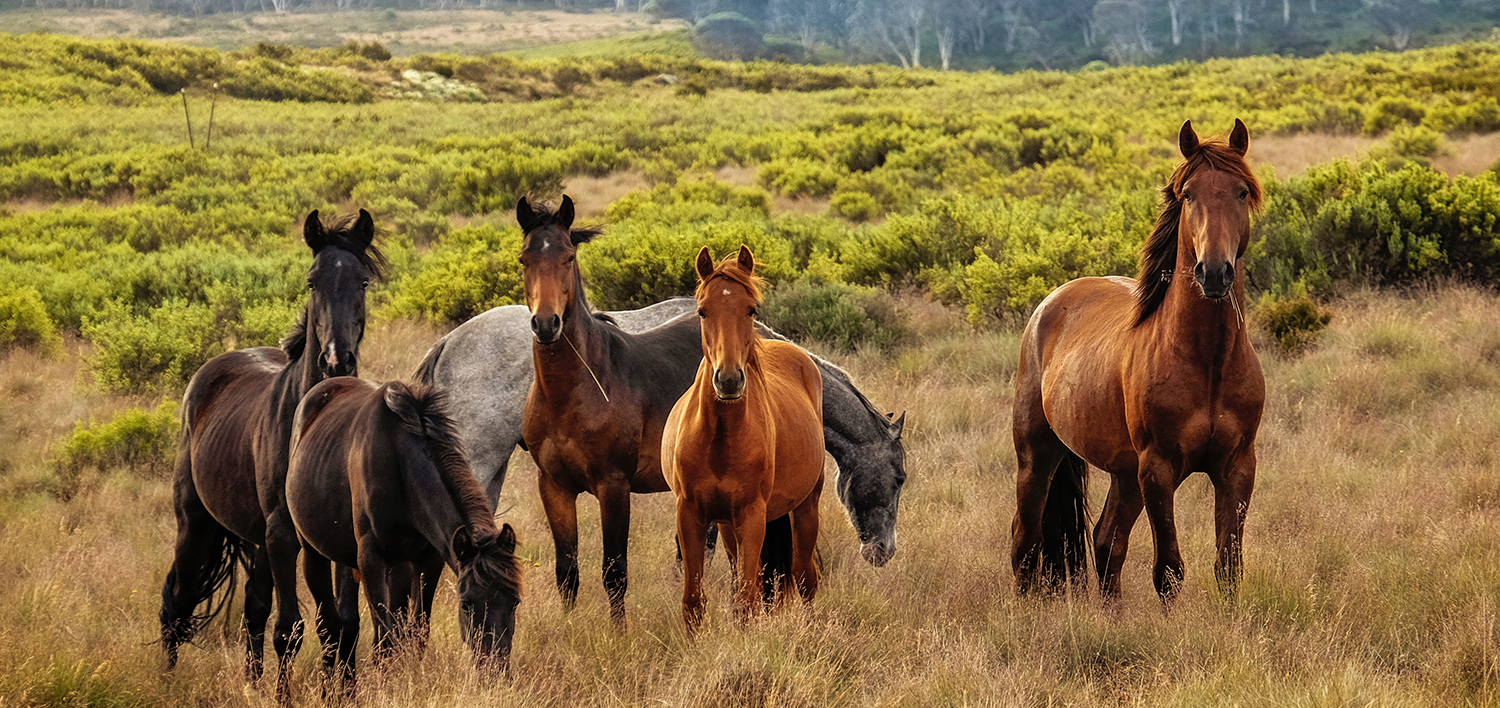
{"left": 663, "top": 246, "right": 824, "bottom": 633}
{"left": 1010, "top": 119, "right": 1265, "bottom": 601}
{"left": 159, "top": 210, "right": 382, "bottom": 679}
{"left": 287, "top": 378, "right": 522, "bottom": 693}
{"left": 414, "top": 299, "right": 906, "bottom": 568}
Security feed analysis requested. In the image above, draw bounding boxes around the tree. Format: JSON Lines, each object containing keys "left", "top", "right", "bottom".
{"left": 1166, "top": 0, "right": 1183, "bottom": 45}
{"left": 1094, "top": 0, "right": 1153, "bottom": 64}
{"left": 1363, "top": 0, "right": 1438, "bottom": 50}
{"left": 850, "top": 0, "right": 926, "bottom": 68}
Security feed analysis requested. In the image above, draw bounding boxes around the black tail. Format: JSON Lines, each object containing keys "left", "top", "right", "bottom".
{"left": 1039, "top": 452, "right": 1090, "bottom": 591}
{"left": 759, "top": 515, "right": 794, "bottom": 607}
{"left": 413, "top": 337, "right": 447, "bottom": 385}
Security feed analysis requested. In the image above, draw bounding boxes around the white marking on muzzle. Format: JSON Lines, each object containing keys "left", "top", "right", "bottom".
{"left": 326, "top": 342, "right": 338, "bottom": 368}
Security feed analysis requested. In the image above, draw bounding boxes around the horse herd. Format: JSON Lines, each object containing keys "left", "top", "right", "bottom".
{"left": 153, "top": 119, "right": 1263, "bottom": 699}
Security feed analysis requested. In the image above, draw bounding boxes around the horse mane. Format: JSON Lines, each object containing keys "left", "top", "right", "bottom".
{"left": 696, "top": 254, "right": 764, "bottom": 304}
{"left": 381, "top": 382, "right": 497, "bottom": 538}
{"left": 280, "top": 312, "right": 307, "bottom": 358}
{"left": 319, "top": 211, "right": 390, "bottom": 280}
{"left": 1133, "top": 139, "right": 1264, "bottom": 326}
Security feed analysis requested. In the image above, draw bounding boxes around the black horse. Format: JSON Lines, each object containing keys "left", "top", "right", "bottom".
{"left": 158, "top": 210, "right": 383, "bottom": 688}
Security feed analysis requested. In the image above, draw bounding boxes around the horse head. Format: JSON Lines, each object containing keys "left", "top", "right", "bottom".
{"left": 452, "top": 523, "right": 522, "bottom": 671}
{"left": 302, "top": 209, "right": 381, "bottom": 378}
{"left": 518, "top": 195, "right": 596, "bottom": 345}
{"left": 694, "top": 245, "right": 763, "bottom": 402}
{"left": 1175, "top": 119, "right": 1259, "bottom": 301}
{"left": 839, "top": 410, "right": 906, "bottom": 567}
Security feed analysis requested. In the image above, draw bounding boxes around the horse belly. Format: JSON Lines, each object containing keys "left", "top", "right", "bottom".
{"left": 1040, "top": 355, "right": 1134, "bottom": 473}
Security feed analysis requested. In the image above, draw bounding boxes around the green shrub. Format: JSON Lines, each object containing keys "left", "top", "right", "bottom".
{"left": 52, "top": 401, "right": 179, "bottom": 500}
{"left": 0, "top": 286, "right": 62, "bottom": 356}
{"left": 1363, "top": 96, "right": 1427, "bottom": 135}
{"left": 1387, "top": 125, "right": 1448, "bottom": 160}
{"left": 692, "top": 13, "right": 765, "bottom": 61}
{"left": 1254, "top": 287, "right": 1333, "bottom": 355}
{"left": 760, "top": 279, "right": 907, "bottom": 352}
{"left": 758, "top": 158, "right": 843, "bottom": 198}
{"left": 830, "top": 191, "right": 879, "bottom": 221}
{"left": 382, "top": 225, "right": 525, "bottom": 324}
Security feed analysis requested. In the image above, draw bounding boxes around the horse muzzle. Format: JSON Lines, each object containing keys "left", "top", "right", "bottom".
{"left": 531, "top": 313, "right": 562, "bottom": 345}
{"left": 1193, "top": 260, "right": 1235, "bottom": 300}
{"left": 712, "top": 367, "right": 746, "bottom": 402}
{"left": 323, "top": 345, "right": 356, "bottom": 378}
{"left": 859, "top": 534, "right": 896, "bottom": 567}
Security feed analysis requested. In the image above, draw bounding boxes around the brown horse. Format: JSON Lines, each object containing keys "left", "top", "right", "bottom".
{"left": 663, "top": 246, "right": 824, "bottom": 633}
{"left": 287, "top": 378, "right": 522, "bottom": 694}
{"left": 1010, "top": 119, "right": 1265, "bottom": 601}
{"left": 159, "top": 210, "right": 383, "bottom": 681}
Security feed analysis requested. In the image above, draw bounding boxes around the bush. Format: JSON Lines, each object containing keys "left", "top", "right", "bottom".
{"left": 382, "top": 225, "right": 525, "bottom": 324}
{"left": 0, "top": 286, "right": 62, "bottom": 356}
{"left": 761, "top": 279, "right": 908, "bottom": 352}
{"left": 1387, "top": 125, "right": 1447, "bottom": 160}
{"left": 51, "top": 401, "right": 179, "bottom": 500}
{"left": 1254, "top": 287, "right": 1333, "bottom": 355}
{"left": 1363, "top": 96, "right": 1427, "bottom": 135}
{"left": 830, "top": 192, "right": 879, "bottom": 221}
{"left": 692, "top": 13, "right": 765, "bottom": 61}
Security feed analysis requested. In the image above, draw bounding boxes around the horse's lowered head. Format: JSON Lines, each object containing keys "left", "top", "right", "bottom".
{"left": 302, "top": 208, "right": 383, "bottom": 377}
{"left": 839, "top": 410, "right": 906, "bottom": 567}
{"left": 694, "top": 245, "right": 763, "bottom": 403}
{"left": 518, "top": 195, "right": 599, "bottom": 345}
{"left": 1175, "top": 119, "right": 1260, "bottom": 301}
{"left": 452, "top": 523, "right": 522, "bottom": 671}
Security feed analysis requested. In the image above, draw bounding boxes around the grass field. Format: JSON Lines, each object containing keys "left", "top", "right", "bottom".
{"left": 3, "top": 286, "right": 1500, "bottom": 706}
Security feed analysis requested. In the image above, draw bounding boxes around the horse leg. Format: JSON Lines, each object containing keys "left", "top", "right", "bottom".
{"left": 598, "top": 482, "right": 633, "bottom": 627}
{"left": 1211, "top": 448, "right": 1256, "bottom": 594}
{"left": 537, "top": 472, "right": 581, "bottom": 611}
{"left": 1139, "top": 451, "right": 1186, "bottom": 602}
{"left": 243, "top": 544, "right": 273, "bottom": 685}
{"left": 788, "top": 476, "right": 824, "bottom": 605}
{"left": 729, "top": 499, "right": 768, "bottom": 622}
{"left": 675, "top": 502, "right": 708, "bottom": 635}
{"left": 386, "top": 561, "right": 416, "bottom": 658}
{"left": 301, "top": 548, "right": 338, "bottom": 677}
{"left": 264, "top": 510, "right": 303, "bottom": 701}
{"left": 332, "top": 565, "right": 360, "bottom": 696}
{"left": 159, "top": 461, "right": 244, "bottom": 672}
{"left": 1093, "top": 470, "right": 1144, "bottom": 600}
{"left": 1010, "top": 431, "right": 1068, "bottom": 595}
{"left": 760, "top": 515, "right": 793, "bottom": 608}
{"left": 358, "top": 544, "right": 399, "bottom": 667}
{"left": 410, "top": 555, "right": 444, "bottom": 660}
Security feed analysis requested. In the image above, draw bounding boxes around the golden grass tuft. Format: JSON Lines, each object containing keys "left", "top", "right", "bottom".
{"left": 6, "top": 290, "right": 1500, "bottom": 705}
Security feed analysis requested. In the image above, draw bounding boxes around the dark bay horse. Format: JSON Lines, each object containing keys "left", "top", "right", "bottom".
{"left": 664, "top": 247, "right": 824, "bottom": 632}
{"left": 287, "top": 378, "right": 522, "bottom": 692}
{"left": 415, "top": 299, "right": 906, "bottom": 568}
{"left": 1010, "top": 119, "right": 1266, "bottom": 601}
{"left": 159, "top": 210, "right": 383, "bottom": 680}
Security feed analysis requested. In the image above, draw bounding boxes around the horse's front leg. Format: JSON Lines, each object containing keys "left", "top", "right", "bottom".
{"left": 1093, "top": 469, "right": 1144, "bottom": 600}
{"left": 1210, "top": 446, "right": 1256, "bottom": 594}
{"left": 729, "top": 498, "right": 768, "bottom": 622}
{"left": 538, "top": 471, "right": 581, "bottom": 610}
{"left": 410, "top": 555, "right": 445, "bottom": 659}
{"left": 788, "top": 476, "right": 823, "bottom": 604}
{"left": 264, "top": 508, "right": 304, "bottom": 702}
{"left": 675, "top": 499, "right": 708, "bottom": 634}
{"left": 357, "top": 543, "right": 399, "bottom": 666}
{"left": 1138, "top": 449, "right": 1185, "bottom": 603}
{"left": 598, "top": 481, "right": 633, "bottom": 626}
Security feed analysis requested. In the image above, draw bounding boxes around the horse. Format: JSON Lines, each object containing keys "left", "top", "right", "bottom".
{"left": 414, "top": 297, "right": 904, "bottom": 570}
{"left": 158, "top": 209, "right": 383, "bottom": 682}
{"left": 1010, "top": 119, "right": 1265, "bottom": 601}
{"left": 286, "top": 377, "right": 522, "bottom": 693}
{"left": 664, "top": 246, "right": 825, "bottom": 632}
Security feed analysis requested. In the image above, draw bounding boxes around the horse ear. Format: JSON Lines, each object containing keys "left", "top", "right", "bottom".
{"left": 1229, "top": 118, "right": 1250, "bottom": 156}
{"left": 496, "top": 523, "right": 517, "bottom": 554}
{"left": 558, "top": 195, "right": 576, "bottom": 233}
{"left": 303, "top": 210, "right": 327, "bottom": 252}
{"left": 695, "top": 247, "right": 714, "bottom": 281}
{"left": 737, "top": 244, "right": 755, "bottom": 275}
{"left": 350, "top": 209, "right": 375, "bottom": 250}
{"left": 1178, "top": 120, "right": 1200, "bottom": 159}
{"left": 452, "top": 525, "right": 478, "bottom": 563}
{"left": 890, "top": 411, "right": 906, "bottom": 438}
{"left": 516, "top": 197, "right": 538, "bottom": 233}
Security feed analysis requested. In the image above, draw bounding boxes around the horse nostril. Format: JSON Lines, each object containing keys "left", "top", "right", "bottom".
{"left": 1193, "top": 262, "right": 1205, "bottom": 281}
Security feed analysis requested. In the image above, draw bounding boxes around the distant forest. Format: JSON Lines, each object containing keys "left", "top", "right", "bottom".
{"left": 4, "top": 0, "right": 1499, "bottom": 71}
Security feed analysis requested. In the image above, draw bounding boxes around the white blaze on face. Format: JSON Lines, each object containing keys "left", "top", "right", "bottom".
{"left": 327, "top": 342, "right": 338, "bottom": 367}
{"left": 722, "top": 289, "right": 731, "bottom": 296}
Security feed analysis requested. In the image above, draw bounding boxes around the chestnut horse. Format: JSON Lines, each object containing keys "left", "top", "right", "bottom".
{"left": 663, "top": 246, "right": 824, "bottom": 633}
{"left": 159, "top": 210, "right": 382, "bottom": 680}
{"left": 1010, "top": 119, "right": 1265, "bottom": 600}
{"left": 286, "top": 378, "right": 522, "bottom": 694}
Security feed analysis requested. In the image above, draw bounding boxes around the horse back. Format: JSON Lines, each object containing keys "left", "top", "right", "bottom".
{"left": 287, "top": 377, "right": 379, "bottom": 567}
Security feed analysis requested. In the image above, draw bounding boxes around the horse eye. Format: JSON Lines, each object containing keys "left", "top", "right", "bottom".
{"left": 697, "top": 309, "right": 706, "bottom": 319}
{"left": 361, "top": 279, "right": 370, "bottom": 290}
{"left": 307, "top": 281, "right": 314, "bottom": 291}
{"left": 566, "top": 255, "right": 575, "bottom": 264}
{"left": 748, "top": 307, "right": 757, "bottom": 318}
{"left": 1238, "top": 189, "right": 1249, "bottom": 200}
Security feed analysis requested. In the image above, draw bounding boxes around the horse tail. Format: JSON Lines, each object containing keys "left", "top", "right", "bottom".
{"left": 413, "top": 337, "right": 447, "bottom": 385}
{"left": 1040, "top": 451, "right": 1090, "bottom": 590}
{"left": 158, "top": 426, "right": 246, "bottom": 661}
{"left": 759, "top": 514, "right": 794, "bottom": 607}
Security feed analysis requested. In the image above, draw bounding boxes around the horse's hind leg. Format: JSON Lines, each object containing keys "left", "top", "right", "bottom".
{"left": 333, "top": 565, "right": 360, "bottom": 695}
{"left": 159, "top": 461, "right": 243, "bottom": 671}
{"left": 243, "top": 544, "right": 274, "bottom": 684}
{"left": 1093, "top": 470, "right": 1144, "bottom": 599}
{"left": 760, "top": 515, "right": 793, "bottom": 608}
{"left": 537, "top": 472, "right": 581, "bottom": 611}
{"left": 1210, "top": 448, "right": 1256, "bottom": 594}
{"left": 1010, "top": 426, "right": 1069, "bottom": 595}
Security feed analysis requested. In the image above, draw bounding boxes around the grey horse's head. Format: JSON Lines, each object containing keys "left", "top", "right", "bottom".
{"left": 837, "top": 411, "right": 906, "bottom": 566}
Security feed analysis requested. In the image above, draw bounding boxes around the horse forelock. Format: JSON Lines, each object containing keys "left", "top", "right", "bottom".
{"left": 1132, "top": 139, "right": 1263, "bottom": 326}
{"left": 317, "top": 211, "right": 389, "bottom": 280}
{"left": 696, "top": 255, "right": 764, "bottom": 305}
{"left": 520, "top": 201, "right": 602, "bottom": 246}
{"left": 458, "top": 538, "right": 523, "bottom": 600}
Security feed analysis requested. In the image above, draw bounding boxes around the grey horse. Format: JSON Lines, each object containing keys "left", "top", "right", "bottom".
{"left": 415, "top": 298, "right": 905, "bottom": 566}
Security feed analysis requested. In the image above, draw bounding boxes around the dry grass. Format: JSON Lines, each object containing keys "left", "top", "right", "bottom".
{"left": 5, "top": 289, "right": 1500, "bottom": 706}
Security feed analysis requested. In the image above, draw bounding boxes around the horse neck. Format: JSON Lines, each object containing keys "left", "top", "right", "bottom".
{"left": 1152, "top": 241, "right": 1250, "bottom": 366}
{"left": 268, "top": 311, "right": 327, "bottom": 436}
{"left": 532, "top": 290, "right": 612, "bottom": 398}
{"left": 816, "top": 363, "right": 884, "bottom": 457}
{"left": 395, "top": 433, "right": 496, "bottom": 571}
